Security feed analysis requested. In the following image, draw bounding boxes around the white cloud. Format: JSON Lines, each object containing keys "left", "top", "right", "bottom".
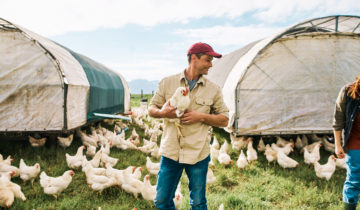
{"left": 105, "top": 59, "right": 183, "bottom": 81}
{"left": 255, "top": 0, "right": 360, "bottom": 23}
{"left": 1, "top": 0, "right": 359, "bottom": 36}
{"left": 175, "top": 25, "right": 283, "bottom": 48}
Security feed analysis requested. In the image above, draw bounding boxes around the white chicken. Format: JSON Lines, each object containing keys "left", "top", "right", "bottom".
{"left": 206, "top": 168, "right": 216, "bottom": 184}
{"left": 86, "top": 145, "right": 97, "bottom": 157}
{"left": 304, "top": 143, "right": 321, "bottom": 165}
{"left": 0, "top": 155, "right": 13, "bottom": 165}
{"left": 335, "top": 157, "right": 347, "bottom": 169}
{"left": 137, "top": 141, "right": 156, "bottom": 154}
{"left": 220, "top": 140, "right": 230, "bottom": 154}
{"left": 19, "top": 159, "right": 41, "bottom": 186}
{"left": 57, "top": 134, "right": 74, "bottom": 148}
{"left": 275, "top": 136, "right": 290, "bottom": 147}
{"left": 211, "top": 136, "right": 220, "bottom": 150}
{"left": 276, "top": 150, "right": 298, "bottom": 168}
{"left": 88, "top": 150, "right": 103, "bottom": 168}
{"left": 83, "top": 161, "right": 106, "bottom": 176}
{"left": 310, "top": 133, "right": 323, "bottom": 142}
{"left": 0, "top": 176, "right": 26, "bottom": 207}
{"left": 100, "top": 141, "right": 112, "bottom": 156}
{"left": 65, "top": 146, "right": 85, "bottom": 170}
{"left": 40, "top": 170, "right": 74, "bottom": 199}
{"left": 271, "top": 143, "right": 294, "bottom": 156}
{"left": 264, "top": 144, "right": 277, "bottom": 165}
{"left": 87, "top": 171, "right": 116, "bottom": 193}
{"left": 219, "top": 203, "right": 224, "bottom": 210}
{"left": 141, "top": 174, "right": 157, "bottom": 201}
{"left": 100, "top": 153, "right": 119, "bottom": 168}
{"left": 236, "top": 150, "right": 248, "bottom": 169}
{"left": 257, "top": 137, "right": 266, "bottom": 152}
{"left": 301, "top": 134, "right": 309, "bottom": 148}
{"left": 174, "top": 183, "right": 183, "bottom": 210}
{"left": 105, "top": 164, "right": 135, "bottom": 186}
{"left": 0, "top": 188, "right": 14, "bottom": 208}
{"left": 295, "top": 135, "right": 304, "bottom": 151}
{"left": 163, "top": 86, "right": 190, "bottom": 138}
{"left": 217, "top": 148, "right": 233, "bottom": 166}
{"left": 210, "top": 142, "right": 220, "bottom": 163}
{"left": 246, "top": 139, "right": 257, "bottom": 163}
{"left": 28, "top": 135, "right": 47, "bottom": 147}
{"left": 76, "top": 128, "right": 98, "bottom": 148}
{"left": 150, "top": 144, "right": 160, "bottom": 159}
{"left": 314, "top": 155, "right": 336, "bottom": 180}
{"left": 0, "top": 162, "right": 20, "bottom": 177}
{"left": 131, "top": 167, "right": 143, "bottom": 180}
{"left": 230, "top": 134, "right": 248, "bottom": 151}
{"left": 146, "top": 157, "right": 160, "bottom": 175}
{"left": 131, "top": 136, "right": 141, "bottom": 147}
{"left": 301, "top": 142, "right": 321, "bottom": 154}
{"left": 121, "top": 172, "right": 144, "bottom": 198}
{"left": 131, "top": 128, "right": 140, "bottom": 141}
{"left": 0, "top": 171, "right": 15, "bottom": 182}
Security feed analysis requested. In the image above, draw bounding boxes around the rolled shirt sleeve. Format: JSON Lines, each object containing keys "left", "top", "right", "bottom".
{"left": 150, "top": 79, "right": 166, "bottom": 108}
{"left": 210, "top": 86, "right": 229, "bottom": 118}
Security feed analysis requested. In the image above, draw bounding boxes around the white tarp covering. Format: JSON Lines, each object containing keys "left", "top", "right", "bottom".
{"left": 17, "top": 24, "right": 91, "bottom": 130}
{"left": 208, "top": 15, "right": 360, "bottom": 135}
{"left": 0, "top": 31, "right": 64, "bottom": 131}
{"left": 236, "top": 34, "right": 360, "bottom": 134}
{"left": 0, "top": 18, "right": 131, "bottom": 132}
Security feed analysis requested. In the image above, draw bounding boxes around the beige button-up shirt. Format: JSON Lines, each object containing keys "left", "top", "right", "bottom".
{"left": 150, "top": 71, "right": 229, "bottom": 164}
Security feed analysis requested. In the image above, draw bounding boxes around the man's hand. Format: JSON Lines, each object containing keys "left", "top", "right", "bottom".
{"left": 160, "top": 101, "right": 178, "bottom": 118}
{"left": 181, "top": 110, "right": 228, "bottom": 127}
{"left": 181, "top": 110, "right": 204, "bottom": 125}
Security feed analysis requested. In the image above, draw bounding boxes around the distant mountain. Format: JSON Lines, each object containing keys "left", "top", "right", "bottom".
{"left": 128, "top": 79, "right": 159, "bottom": 94}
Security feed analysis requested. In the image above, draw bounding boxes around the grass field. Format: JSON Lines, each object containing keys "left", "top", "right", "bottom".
{"left": 0, "top": 94, "right": 347, "bottom": 210}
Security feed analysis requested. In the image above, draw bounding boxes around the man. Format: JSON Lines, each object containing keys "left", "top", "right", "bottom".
{"left": 148, "top": 42, "right": 229, "bottom": 210}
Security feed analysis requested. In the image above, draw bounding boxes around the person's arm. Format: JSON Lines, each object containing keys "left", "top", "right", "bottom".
{"left": 180, "top": 111, "right": 228, "bottom": 127}
{"left": 334, "top": 129, "right": 345, "bottom": 159}
{"left": 148, "top": 102, "right": 177, "bottom": 119}
{"left": 332, "top": 86, "right": 347, "bottom": 159}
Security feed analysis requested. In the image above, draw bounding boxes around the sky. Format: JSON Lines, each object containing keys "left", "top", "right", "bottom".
{"left": 1, "top": 0, "right": 360, "bottom": 82}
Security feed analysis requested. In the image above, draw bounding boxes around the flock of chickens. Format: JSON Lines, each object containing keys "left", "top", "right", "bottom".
{"left": 214, "top": 132, "right": 346, "bottom": 182}
{"left": 0, "top": 105, "right": 346, "bottom": 209}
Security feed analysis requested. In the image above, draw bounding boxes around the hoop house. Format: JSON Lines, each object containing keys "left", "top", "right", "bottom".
{"left": 0, "top": 18, "right": 131, "bottom": 132}
{"left": 207, "top": 15, "right": 360, "bottom": 135}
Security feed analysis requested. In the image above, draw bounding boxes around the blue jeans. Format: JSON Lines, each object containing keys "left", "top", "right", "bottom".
{"left": 343, "top": 150, "right": 360, "bottom": 204}
{"left": 154, "top": 155, "right": 210, "bottom": 210}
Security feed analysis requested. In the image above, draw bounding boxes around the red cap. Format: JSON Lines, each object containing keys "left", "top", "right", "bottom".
{"left": 187, "top": 42, "right": 222, "bottom": 58}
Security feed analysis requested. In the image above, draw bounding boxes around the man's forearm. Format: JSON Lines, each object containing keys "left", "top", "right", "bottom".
{"left": 148, "top": 106, "right": 163, "bottom": 118}
{"left": 200, "top": 113, "right": 228, "bottom": 128}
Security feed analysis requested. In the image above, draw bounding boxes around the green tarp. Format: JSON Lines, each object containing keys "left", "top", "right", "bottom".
{"left": 68, "top": 50, "right": 125, "bottom": 121}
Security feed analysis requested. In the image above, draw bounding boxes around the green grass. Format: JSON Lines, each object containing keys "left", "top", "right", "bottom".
{"left": 0, "top": 95, "right": 347, "bottom": 210}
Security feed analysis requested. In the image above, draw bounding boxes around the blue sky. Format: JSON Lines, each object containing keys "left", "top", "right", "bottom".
{"left": 2, "top": 0, "right": 360, "bottom": 81}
